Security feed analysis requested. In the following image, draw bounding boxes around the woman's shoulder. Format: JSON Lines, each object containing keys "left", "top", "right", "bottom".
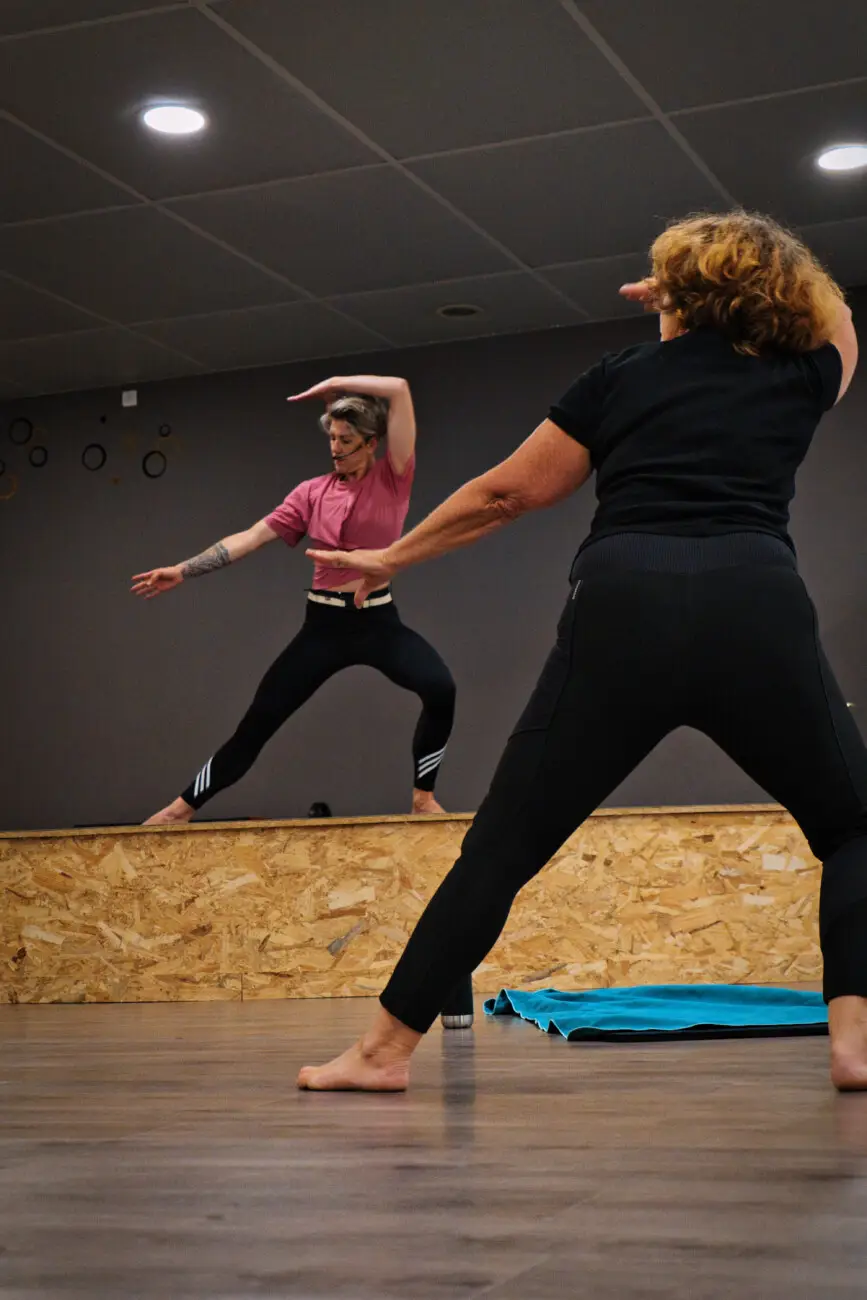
{"left": 370, "top": 450, "right": 414, "bottom": 490}
{"left": 280, "top": 471, "right": 335, "bottom": 504}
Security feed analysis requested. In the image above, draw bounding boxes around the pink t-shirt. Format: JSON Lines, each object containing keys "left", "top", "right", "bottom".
{"left": 265, "top": 453, "right": 415, "bottom": 589}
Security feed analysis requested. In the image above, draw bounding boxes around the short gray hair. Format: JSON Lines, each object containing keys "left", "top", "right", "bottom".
{"left": 319, "top": 394, "right": 389, "bottom": 442}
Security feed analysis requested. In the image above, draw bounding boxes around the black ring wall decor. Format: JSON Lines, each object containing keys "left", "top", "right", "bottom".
{"left": 0, "top": 460, "right": 5, "bottom": 476}
{"left": 29, "top": 446, "right": 48, "bottom": 468}
{"left": 158, "top": 423, "right": 172, "bottom": 438}
{"left": 82, "top": 443, "right": 107, "bottom": 471}
{"left": 9, "top": 417, "right": 33, "bottom": 446}
{"left": 142, "top": 450, "right": 167, "bottom": 479}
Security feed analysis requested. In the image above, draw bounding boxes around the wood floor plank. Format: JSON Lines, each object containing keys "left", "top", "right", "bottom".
{"left": 0, "top": 998, "right": 865, "bottom": 1298}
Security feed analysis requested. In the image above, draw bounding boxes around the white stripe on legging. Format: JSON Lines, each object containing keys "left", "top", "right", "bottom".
{"left": 417, "top": 747, "right": 447, "bottom": 778}
{"left": 193, "top": 757, "right": 213, "bottom": 799}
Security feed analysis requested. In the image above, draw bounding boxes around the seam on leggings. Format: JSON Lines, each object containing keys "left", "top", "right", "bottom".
{"left": 512, "top": 581, "right": 582, "bottom": 741}
{"left": 511, "top": 585, "right": 581, "bottom": 791}
{"left": 807, "top": 589, "right": 862, "bottom": 814}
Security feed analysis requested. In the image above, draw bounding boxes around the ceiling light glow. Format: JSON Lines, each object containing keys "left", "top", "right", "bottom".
{"left": 142, "top": 105, "right": 207, "bottom": 136}
{"left": 816, "top": 143, "right": 867, "bottom": 173}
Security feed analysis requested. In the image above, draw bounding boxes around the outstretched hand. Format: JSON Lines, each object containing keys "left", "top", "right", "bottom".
{"left": 131, "top": 566, "right": 183, "bottom": 599}
{"left": 619, "top": 277, "right": 662, "bottom": 311}
{"left": 306, "top": 547, "right": 397, "bottom": 607}
{"left": 288, "top": 377, "right": 346, "bottom": 405}
{"left": 287, "top": 374, "right": 405, "bottom": 405}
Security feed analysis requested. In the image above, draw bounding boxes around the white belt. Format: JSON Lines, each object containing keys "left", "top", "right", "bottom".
{"left": 307, "top": 589, "right": 393, "bottom": 609}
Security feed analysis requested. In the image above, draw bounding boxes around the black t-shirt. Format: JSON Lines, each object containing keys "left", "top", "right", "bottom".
{"left": 548, "top": 328, "right": 843, "bottom": 551}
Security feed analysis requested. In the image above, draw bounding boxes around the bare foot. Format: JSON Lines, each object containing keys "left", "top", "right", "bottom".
{"left": 297, "top": 1006, "right": 421, "bottom": 1092}
{"left": 143, "top": 797, "right": 194, "bottom": 827}
{"left": 412, "top": 789, "right": 446, "bottom": 816}
{"left": 297, "top": 1041, "right": 409, "bottom": 1092}
{"left": 829, "top": 996, "right": 867, "bottom": 1090}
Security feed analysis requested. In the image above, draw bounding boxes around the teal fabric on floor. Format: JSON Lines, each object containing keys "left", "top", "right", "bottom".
{"left": 483, "top": 984, "right": 828, "bottom": 1041}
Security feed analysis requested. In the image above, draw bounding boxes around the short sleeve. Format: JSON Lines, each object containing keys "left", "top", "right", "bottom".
{"left": 799, "top": 343, "right": 843, "bottom": 411}
{"left": 264, "top": 481, "right": 311, "bottom": 547}
{"left": 379, "top": 451, "right": 415, "bottom": 498}
{"left": 548, "top": 359, "right": 608, "bottom": 456}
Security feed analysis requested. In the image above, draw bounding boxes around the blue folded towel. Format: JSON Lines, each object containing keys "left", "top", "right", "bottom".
{"left": 484, "top": 984, "right": 828, "bottom": 1040}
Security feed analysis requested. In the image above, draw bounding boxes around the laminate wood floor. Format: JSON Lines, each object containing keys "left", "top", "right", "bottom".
{"left": 2, "top": 997, "right": 867, "bottom": 1298}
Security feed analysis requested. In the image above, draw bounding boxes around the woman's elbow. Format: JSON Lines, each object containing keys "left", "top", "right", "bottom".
{"left": 489, "top": 490, "right": 532, "bottom": 522}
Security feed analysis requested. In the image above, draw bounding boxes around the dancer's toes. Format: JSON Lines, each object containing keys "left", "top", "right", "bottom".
{"left": 143, "top": 810, "right": 188, "bottom": 825}
{"left": 297, "top": 1041, "right": 410, "bottom": 1092}
{"left": 143, "top": 798, "right": 194, "bottom": 826}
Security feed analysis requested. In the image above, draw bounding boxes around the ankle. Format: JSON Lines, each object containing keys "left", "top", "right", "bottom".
{"left": 412, "top": 789, "right": 442, "bottom": 812}
{"left": 829, "top": 995, "right": 867, "bottom": 1038}
{"left": 360, "top": 1008, "right": 422, "bottom": 1061}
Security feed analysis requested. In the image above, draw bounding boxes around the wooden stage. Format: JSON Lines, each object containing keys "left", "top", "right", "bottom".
{"left": 1, "top": 805, "right": 821, "bottom": 1004}
{"left": 1, "top": 995, "right": 865, "bottom": 1298}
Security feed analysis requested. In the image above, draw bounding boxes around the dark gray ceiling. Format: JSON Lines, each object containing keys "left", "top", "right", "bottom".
{"left": 2, "top": 0, "right": 867, "bottom": 398}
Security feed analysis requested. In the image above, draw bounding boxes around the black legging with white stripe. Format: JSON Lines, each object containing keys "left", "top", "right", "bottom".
{"left": 182, "top": 592, "right": 456, "bottom": 809}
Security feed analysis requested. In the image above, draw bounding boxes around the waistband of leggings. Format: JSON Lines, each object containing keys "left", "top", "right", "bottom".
{"left": 307, "top": 586, "right": 393, "bottom": 609}
{"left": 571, "top": 531, "right": 798, "bottom": 579}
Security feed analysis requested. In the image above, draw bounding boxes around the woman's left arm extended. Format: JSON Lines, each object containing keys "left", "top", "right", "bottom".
{"left": 308, "top": 419, "right": 591, "bottom": 601}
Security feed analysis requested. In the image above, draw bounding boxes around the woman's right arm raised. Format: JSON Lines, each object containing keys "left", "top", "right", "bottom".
{"left": 131, "top": 519, "right": 279, "bottom": 599}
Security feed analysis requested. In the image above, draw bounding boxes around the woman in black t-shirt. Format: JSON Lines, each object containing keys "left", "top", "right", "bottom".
{"left": 296, "top": 210, "right": 865, "bottom": 1094}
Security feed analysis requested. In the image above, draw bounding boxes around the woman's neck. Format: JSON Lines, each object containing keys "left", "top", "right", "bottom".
{"left": 338, "top": 460, "right": 373, "bottom": 483}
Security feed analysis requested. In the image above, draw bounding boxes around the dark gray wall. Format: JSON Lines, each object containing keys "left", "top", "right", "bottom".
{"left": 2, "top": 307, "right": 866, "bottom": 831}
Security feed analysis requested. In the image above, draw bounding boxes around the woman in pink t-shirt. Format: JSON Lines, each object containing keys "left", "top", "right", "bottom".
{"left": 132, "top": 374, "right": 456, "bottom": 826}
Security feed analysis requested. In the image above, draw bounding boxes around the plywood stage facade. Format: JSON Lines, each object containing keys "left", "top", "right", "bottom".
{"left": 0, "top": 807, "right": 821, "bottom": 1004}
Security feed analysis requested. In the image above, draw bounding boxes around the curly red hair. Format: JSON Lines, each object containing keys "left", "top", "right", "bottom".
{"left": 650, "top": 211, "right": 844, "bottom": 355}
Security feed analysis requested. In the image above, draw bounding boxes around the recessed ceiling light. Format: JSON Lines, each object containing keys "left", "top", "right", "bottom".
{"left": 436, "top": 303, "right": 484, "bottom": 319}
{"left": 142, "top": 104, "right": 207, "bottom": 136}
{"left": 816, "top": 143, "right": 867, "bottom": 173}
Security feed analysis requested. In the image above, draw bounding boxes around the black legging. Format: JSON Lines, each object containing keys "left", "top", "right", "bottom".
{"left": 380, "top": 532, "right": 867, "bottom": 1032}
{"left": 182, "top": 592, "right": 456, "bottom": 808}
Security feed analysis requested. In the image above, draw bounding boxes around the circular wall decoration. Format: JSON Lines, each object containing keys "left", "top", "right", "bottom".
{"left": 9, "top": 417, "right": 33, "bottom": 446}
{"left": 29, "top": 446, "right": 48, "bottom": 468}
{"left": 82, "top": 443, "right": 107, "bottom": 472}
{"left": 158, "top": 422, "right": 172, "bottom": 438}
{"left": 142, "top": 449, "right": 167, "bottom": 479}
{"left": 0, "top": 472, "right": 19, "bottom": 501}
{"left": 0, "top": 459, "right": 5, "bottom": 476}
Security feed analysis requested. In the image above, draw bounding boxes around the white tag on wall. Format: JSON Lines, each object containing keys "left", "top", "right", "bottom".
{"left": 122, "top": 389, "right": 138, "bottom": 408}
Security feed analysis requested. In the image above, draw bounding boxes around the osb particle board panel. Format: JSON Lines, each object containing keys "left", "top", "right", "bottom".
{"left": 0, "top": 809, "right": 821, "bottom": 1003}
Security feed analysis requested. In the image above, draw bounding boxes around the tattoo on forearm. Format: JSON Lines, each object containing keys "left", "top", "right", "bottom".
{"left": 181, "top": 542, "right": 231, "bottom": 579}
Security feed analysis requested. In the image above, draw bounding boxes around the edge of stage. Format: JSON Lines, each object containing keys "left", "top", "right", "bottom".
{"left": 0, "top": 803, "right": 785, "bottom": 838}
{"left": 0, "top": 804, "right": 821, "bottom": 1004}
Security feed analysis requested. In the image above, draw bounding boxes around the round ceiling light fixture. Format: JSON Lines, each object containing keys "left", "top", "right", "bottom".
{"left": 142, "top": 104, "right": 207, "bottom": 136}
{"left": 816, "top": 143, "right": 867, "bottom": 173}
{"left": 436, "top": 303, "right": 484, "bottom": 319}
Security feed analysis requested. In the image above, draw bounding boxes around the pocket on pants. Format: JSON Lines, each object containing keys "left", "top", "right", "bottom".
{"left": 511, "top": 582, "right": 582, "bottom": 736}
